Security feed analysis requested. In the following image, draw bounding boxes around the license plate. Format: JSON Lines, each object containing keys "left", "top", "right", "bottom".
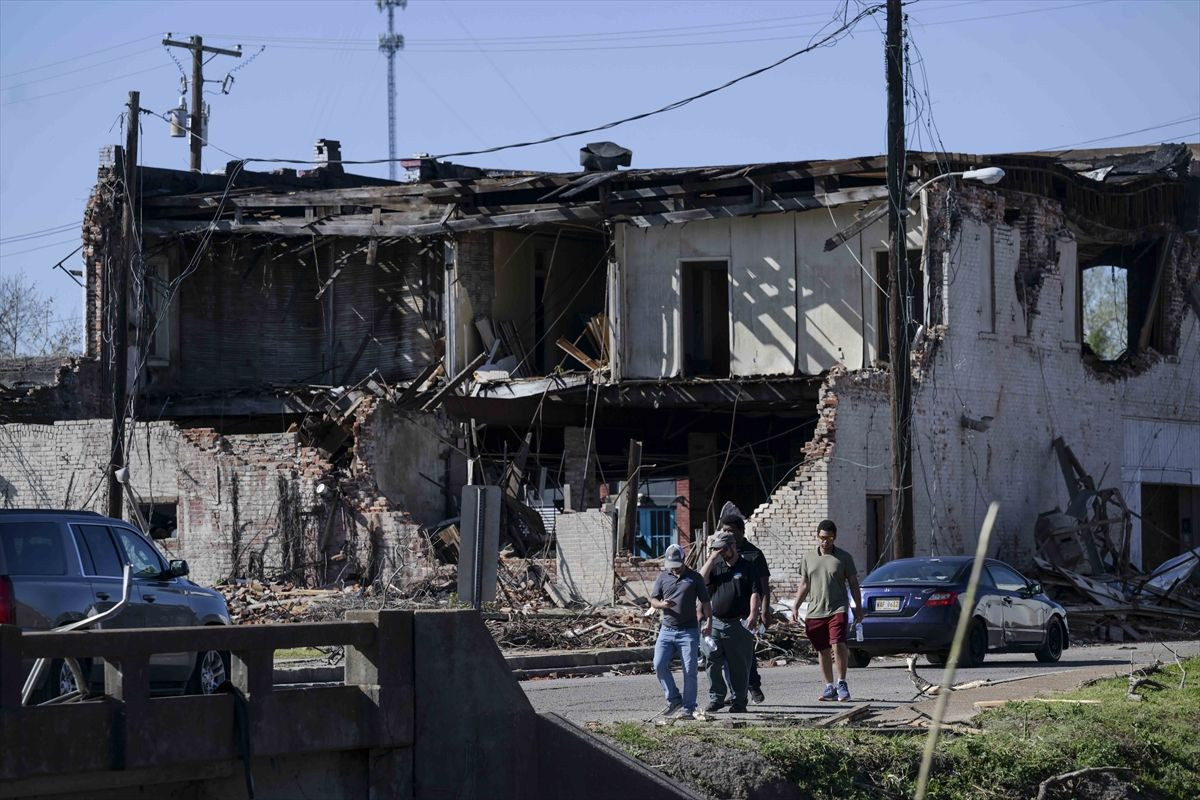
{"left": 874, "top": 597, "right": 901, "bottom": 612}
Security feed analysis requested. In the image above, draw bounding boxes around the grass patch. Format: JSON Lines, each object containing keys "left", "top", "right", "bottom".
{"left": 273, "top": 646, "right": 326, "bottom": 660}
{"left": 602, "top": 657, "right": 1200, "bottom": 800}
{"left": 609, "top": 721, "right": 663, "bottom": 758}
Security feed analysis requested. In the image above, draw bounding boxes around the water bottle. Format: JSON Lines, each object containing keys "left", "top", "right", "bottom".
{"left": 855, "top": 622, "right": 864, "bottom": 642}
{"left": 700, "top": 635, "right": 718, "bottom": 656}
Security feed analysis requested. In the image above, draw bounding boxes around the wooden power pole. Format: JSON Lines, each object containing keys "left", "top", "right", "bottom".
{"left": 162, "top": 35, "right": 242, "bottom": 172}
{"left": 107, "top": 90, "right": 139, "bottom": 519}
{"left": 885, "top": 0, "right": 915, "bottom": 560}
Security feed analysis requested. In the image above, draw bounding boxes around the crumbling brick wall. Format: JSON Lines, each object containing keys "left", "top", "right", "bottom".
{"left": 0, "top": 419, "right": 431, "bottom": 588}
{"left": 745, "top": 181, "right": 1200, "bottom": 588}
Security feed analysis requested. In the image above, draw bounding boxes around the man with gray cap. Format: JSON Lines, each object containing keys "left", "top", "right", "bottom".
{"left": 699, "top": 531, "right": 761, "bottom": 713}
{"left": 648, "top": 543, "right": 712, "bottom": 718}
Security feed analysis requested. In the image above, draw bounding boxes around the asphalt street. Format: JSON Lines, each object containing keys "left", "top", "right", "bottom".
{"left": 522, "top": 639, "right": 1200, "bottom": 724}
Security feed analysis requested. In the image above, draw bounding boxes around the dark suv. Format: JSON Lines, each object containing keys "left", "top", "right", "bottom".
{"left": 0, "top": 509, "right": 232, "bottom": 701}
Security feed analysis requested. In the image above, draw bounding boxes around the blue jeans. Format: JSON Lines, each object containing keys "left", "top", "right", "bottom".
{"left": 653, "top": 626, "right": 700, "bottom": 712}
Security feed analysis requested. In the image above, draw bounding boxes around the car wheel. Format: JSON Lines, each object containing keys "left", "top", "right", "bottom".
{"left": 1035, "top": 619, "right": 1064, "bottom": 663}
{"left": 187, "top": 649, "right": 231, "bottom": 695}
{"left": 926, "top": 651, "right": 949, "bottom": 666}
{"left": 848, "top": 649, "right": 872, "bottom": 669}
{"left": 959, "top": 619, "right": 987, "bottom": 668}
{"left": 37, "top": 658, "right": 89, "bottom": 703}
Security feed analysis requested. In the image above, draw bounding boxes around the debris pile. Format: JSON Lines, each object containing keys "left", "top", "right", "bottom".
{"left": 1032, "top": 437, "right": 1200, "bottom": 642}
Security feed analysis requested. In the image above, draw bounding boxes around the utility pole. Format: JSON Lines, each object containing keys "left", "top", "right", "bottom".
{"left": 376, "top": 0, "right": 407, "bottom": 180}
{"left": 885, "top": 0, "right": 914, "bottom": 560}
{"left": 162, "top": 35, "right": 242, "bottom": 172}
{"left": 108, "top": 91, "right": 139, "bottom": 519}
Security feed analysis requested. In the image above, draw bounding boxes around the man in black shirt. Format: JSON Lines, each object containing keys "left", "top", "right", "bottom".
{"left": 719, "top": 503, "right": 770, "bottom": 704}
{"left": 699, "top": 531, "right": 761, "bottom": 713}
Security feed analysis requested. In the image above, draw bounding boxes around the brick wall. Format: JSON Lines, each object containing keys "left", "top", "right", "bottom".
{"left": 0, "top": 419, "right": 431, "bottom": 588}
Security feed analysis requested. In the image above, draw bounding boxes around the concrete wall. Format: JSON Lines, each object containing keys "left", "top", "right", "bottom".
{"left": 616, "top": 208, "right": 923, "bottom": 379}
{"left": 556, "top": 510, "right": 615, "bottom": 605}
{"left": 749, "top": 185, "right": 1200, "bottom": 589}
{"left": 2, "top": 611, "right": 696, "bottom": 800}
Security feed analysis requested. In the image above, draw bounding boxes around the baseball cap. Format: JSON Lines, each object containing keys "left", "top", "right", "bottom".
{"left": 708, "top": 531, "right": 735, "bottom": 551}
{"left": 663, "top": 544, "right": 685, "bottom": 568}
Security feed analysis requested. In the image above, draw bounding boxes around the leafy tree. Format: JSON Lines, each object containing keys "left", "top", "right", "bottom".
{"left": 1082, "top": 265, "right": 1127, "bottom": 360}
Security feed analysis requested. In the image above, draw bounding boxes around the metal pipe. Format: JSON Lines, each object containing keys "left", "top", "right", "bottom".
{"left": 21, "top": 566, "right": 133, "bottom": 705}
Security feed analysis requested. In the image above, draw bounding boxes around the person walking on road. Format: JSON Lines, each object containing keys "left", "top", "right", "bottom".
{"left": 700, "top": 531, "right": 761, "bottom": 713}
{"left": 718, "top": 502, "right": 771, "bottom": 704}
{"left": 649, "top": 543, "right": 712, "bottom": 719}
{"left": 791, "top": 519, "right": 865, "bottom": 702}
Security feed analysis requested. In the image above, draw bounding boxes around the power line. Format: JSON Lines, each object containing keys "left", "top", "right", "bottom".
{"left": 1045, "top": 115, "right": 1200, "bottom": 150}
{"left": 0, "top": 237, "right": 80, "bottom": 258}
{"left": 0, "top": 222, "right": 80, "bottom": 245}
{"left": 240, "top": 2, "right": 885, "bottom": 166}
{"left": 0, "top": 62, "right": 171, "bottom": 107}
{"left": 0, "top": 34, "right": 157, "bottom": 79}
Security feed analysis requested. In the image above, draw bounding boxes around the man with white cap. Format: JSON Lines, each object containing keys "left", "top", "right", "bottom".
{"left": 648, "top": 543, "right": 712, "bottom": 718}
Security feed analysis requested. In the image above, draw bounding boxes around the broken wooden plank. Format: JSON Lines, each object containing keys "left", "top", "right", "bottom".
{"left": 420, "top": 350, "right": 488, "bottom": 412}
{"left": 814, "top": 702, "right": 872, "bottom": 727}
{"left": 555, "top": 336, "right": 601, "bottom": 371}
{"left": 973, "top": 699, "right": 1100, "bottom": 709}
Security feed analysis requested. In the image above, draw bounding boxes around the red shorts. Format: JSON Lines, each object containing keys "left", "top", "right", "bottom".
{"left": 804, "top": 612, "right": 848, "bottom": 651}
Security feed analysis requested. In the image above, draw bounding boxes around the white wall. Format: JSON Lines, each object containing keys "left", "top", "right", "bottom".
{"left": 617, "top": 206, "right": 923, "bottom": 379}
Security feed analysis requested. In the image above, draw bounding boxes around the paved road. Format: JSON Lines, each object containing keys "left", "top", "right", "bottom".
{"left": 522, "top": 639, "right": 1200, "bottom": 724}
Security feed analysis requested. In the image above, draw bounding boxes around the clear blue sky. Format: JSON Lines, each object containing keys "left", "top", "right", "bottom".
{"left": 2, "top": 0, "right": 1197, "bottom": 330}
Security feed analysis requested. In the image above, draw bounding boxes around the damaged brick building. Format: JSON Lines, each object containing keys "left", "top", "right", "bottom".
{"left": 1, "top": 140, "right": 1196, "bottom": 596}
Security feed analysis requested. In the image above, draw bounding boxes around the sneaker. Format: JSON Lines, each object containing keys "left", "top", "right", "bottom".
{"left": 748, "top": 686, "right": 765, "bottom": 704}
{"left": 818, "top": 684, "right": 836, "bottom": 702}
{"left": 704, "top": 699, "right": 726, "bottom": 713}
{"left": 729, "top": 705, "right": 748, "bottom": 713}
{"left": 660, "top": 700, "right": 683, "bottom": 716}
{"left": 675, "top": 708, "right": 699, "bottom": 720}
{"left": 836, "top": 681, "right": 851, "bottom": 701}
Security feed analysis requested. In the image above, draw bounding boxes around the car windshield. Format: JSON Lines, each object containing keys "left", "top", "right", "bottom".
{"left": 864, "top": 560, "right": 963, "bottom": 584}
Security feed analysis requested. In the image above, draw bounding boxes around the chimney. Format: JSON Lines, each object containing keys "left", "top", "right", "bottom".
{"left": 314, "top": 139, "right": 344, "bottom": 174}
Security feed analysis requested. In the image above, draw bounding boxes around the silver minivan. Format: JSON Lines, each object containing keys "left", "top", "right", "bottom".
{"left": 0, "top": 509, "right": 232, "bottom": 701}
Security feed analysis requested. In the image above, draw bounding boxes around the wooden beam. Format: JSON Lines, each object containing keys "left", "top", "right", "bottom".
{"left": 555, "top": 336, "right": 600, "bottom": 371}
{"left": 421, "top": 350, "right": 488, "bottom": 412}
{"left": 617, "top": 440, "right": 643, "bottom": 553}
{"left": 814, "top": 703, "right": 873, "bottom": 727}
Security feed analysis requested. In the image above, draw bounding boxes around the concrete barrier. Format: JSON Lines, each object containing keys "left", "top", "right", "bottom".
{"left": 0, "top": 611, "right": 694, "bottom": 799}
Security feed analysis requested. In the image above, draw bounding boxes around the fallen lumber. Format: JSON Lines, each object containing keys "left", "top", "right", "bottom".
{"left": 973, "top": 699, "right": 1101, "bottom": 709}
{"left": 814, "top": 702, "right": 873, "bottom": 727}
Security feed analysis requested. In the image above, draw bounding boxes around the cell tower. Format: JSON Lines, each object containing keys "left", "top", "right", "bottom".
{"left": 376, "top": 0, "right": 407, "bottom": 180}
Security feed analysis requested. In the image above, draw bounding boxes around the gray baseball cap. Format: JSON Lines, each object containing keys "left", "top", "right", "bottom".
{"left": 663, "top": 544, "right": 685, "bottom": 568}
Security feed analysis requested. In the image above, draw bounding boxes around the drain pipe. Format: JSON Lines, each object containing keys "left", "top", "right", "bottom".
{"left": 21, "top": 566, "right": 133, "bottom": 705}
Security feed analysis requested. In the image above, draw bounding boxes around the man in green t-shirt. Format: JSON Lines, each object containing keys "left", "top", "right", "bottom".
{"left": 791, "top": 519, "right": 865, "bottom": 702}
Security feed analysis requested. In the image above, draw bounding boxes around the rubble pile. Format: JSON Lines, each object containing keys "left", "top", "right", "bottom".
{"left": 1031, "top": 437, "right": 1200, "bottom": 643}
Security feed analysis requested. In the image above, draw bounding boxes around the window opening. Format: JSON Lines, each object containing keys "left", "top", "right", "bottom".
{"left": 1081, "top": 265, "right": 1128, "bottom": 360}
{"left": 139, "top": 501, "right": 178, "bottom": 540}
{"left": 681, "top": 260, "right": 730, "bottom": 377}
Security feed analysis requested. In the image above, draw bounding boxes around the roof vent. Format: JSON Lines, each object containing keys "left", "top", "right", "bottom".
{"left": 579, "top": 141, "right": 631, "bottom": 172}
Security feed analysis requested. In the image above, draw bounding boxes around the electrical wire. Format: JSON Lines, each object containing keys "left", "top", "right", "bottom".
{"left": 0, "top": 34, "right": 158, "bottom": 79}
{"left": 0, "top": 221, "right": 80, "bottom": 244}
{"left": 1044, "top": 115, "right": 1200, "bottom": 150}
{"left": 238, "top": 2, "right": 884, "bottom": 166}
